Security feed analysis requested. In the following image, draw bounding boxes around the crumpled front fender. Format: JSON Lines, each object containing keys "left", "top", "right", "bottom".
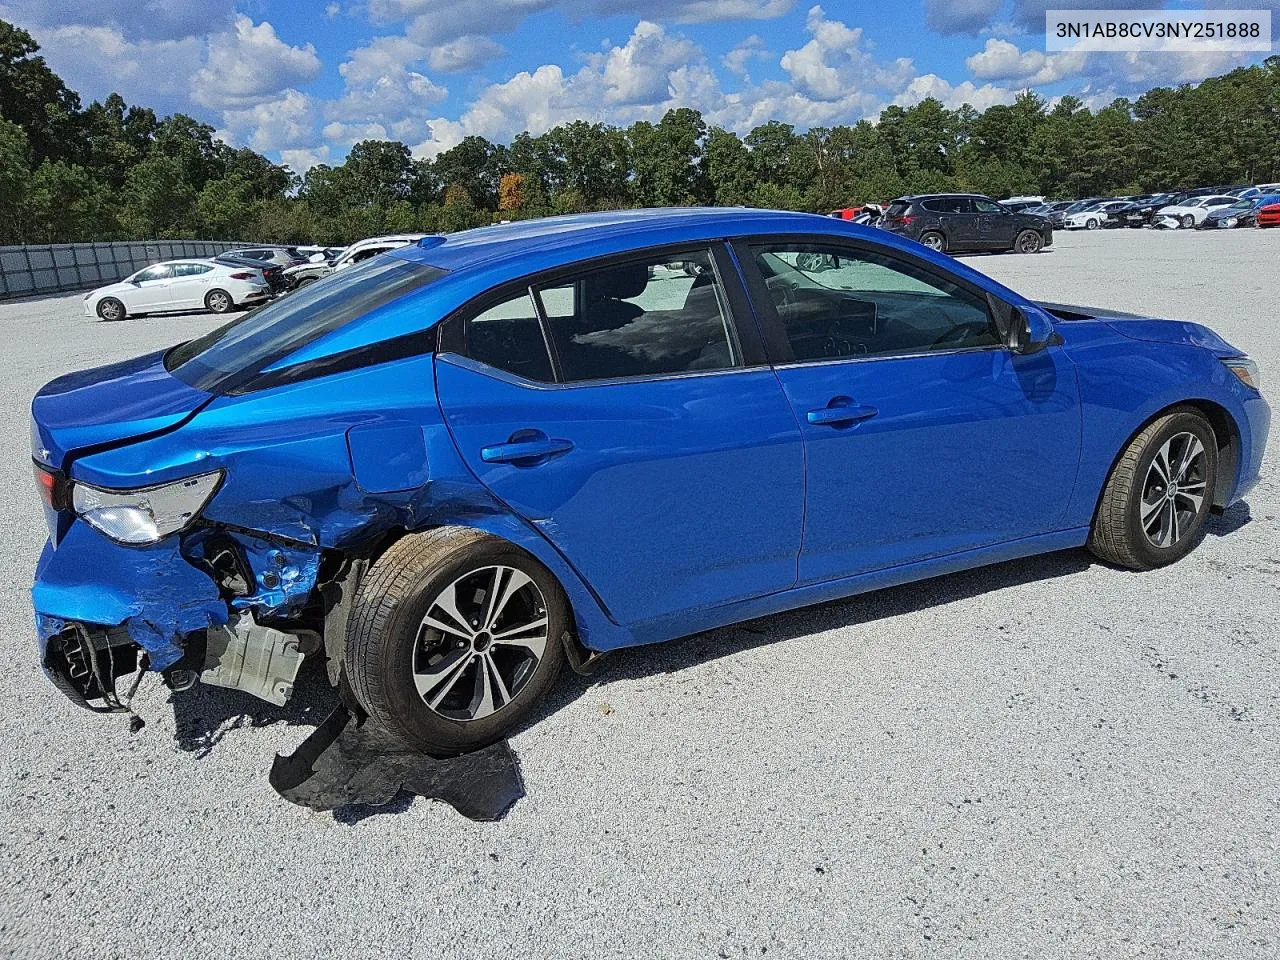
{"left": 32, "top": 523, "right": 229, "bottom": 670}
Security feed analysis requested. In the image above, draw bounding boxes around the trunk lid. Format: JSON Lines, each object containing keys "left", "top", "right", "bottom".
{"left": 31, "top": 348, "right": 213, "bottom": 469}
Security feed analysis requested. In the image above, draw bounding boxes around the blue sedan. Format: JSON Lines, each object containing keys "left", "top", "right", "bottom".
{"left": 30, "top": 209, "right": 1270, "bottom": 754}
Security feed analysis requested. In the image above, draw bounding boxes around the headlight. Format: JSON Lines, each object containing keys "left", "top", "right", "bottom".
{"left": 1222, "top": 358, "right": 1260, "bottom": 391}
{"left": 72, "top": 471, "right": 222, "bottom": 544}
{"left": 1225, "top": 218, "right": 1238, "bottom": 228}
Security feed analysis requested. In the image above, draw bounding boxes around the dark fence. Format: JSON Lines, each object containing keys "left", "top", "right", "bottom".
{"left": 0, "top": 240, "right": 256, "bottom": 300}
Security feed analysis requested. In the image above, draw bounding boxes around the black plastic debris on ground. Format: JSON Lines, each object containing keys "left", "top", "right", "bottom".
{"left": 269, "top": 703, "right": 524, "bottom": 821}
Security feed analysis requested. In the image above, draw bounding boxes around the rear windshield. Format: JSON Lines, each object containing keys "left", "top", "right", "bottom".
{"left": 165, "top": 255, "right": 446, "bottom": 394}
{"left": 885, "top": 201, "right": 912, "bottom": 217}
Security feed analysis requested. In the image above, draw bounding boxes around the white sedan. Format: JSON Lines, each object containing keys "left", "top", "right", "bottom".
{"left": 1062, "top": 200, "right": 1130, "bottom": 230}
{"left": 1155, "top": 195, "right": 1239, "bottom": 229}
{"left": 84, "top": 259, "right": 271, "bottom": 321}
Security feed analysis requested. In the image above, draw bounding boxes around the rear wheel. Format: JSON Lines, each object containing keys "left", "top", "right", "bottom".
{"left": 1088, "top": 408, "right": 1217, "bottom": 570}
{"left": 1014, "top": 229, "right": 1042, "bottom": 254}
{"left": 919, "top": 231, "right": 945, "bottom": 252}
{"left": 344, "top": 527, "right": 568, "bottom": 755}
{"left": 96, "top": 297, "right": 125, "bottom": 321}
{"left": 205, "top": 289, "right": 233, "bottom": 313}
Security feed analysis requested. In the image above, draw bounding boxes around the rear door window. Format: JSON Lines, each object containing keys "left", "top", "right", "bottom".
{"left": 461, "top": 291, "right": 554, "bottom": 383}
{"left": 534, "top": 250, "right": 738, "bottom": 382}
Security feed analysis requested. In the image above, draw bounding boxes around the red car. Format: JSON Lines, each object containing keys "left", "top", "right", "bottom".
{"left": 1257, "top": 201, "right": 1280, "bottom": 228}
{"left": 828, "top": 206, "right": 866, "bottom": 220}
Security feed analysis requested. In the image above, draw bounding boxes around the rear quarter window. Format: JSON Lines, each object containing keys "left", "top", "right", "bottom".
{"left": 165, "top": 256, "right": 446, "bottom": 394}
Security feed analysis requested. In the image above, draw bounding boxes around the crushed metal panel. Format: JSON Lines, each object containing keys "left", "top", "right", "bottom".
{"left": 200, "top": 614, "right": 307, "bottom": 706}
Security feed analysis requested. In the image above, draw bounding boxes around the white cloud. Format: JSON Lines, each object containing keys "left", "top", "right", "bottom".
{"left": 722, "top": 35, "right": 769, "bottom": 81}
{"left": 426, "top": 34, "right": 506, "bottom": 72}
{"left": 325, "top": 3, "right": 341, "bottom": 19}
{"left": 25, "top": 25, "right": 201, "bottom": 114}
{"left": 218, "top": 89, "right": 318, "bottom": 153}
{"left": 191, "top": 16, "right": 321, "bottom": 110}
{"left": 966, "top": 38, "right": 1086, "bottom": 85}
{"left": 779, "top": 6, "right": 915, "bottom": 101}
{"left": 893, "top": 74, "right": 1017, "bottom": 111}
{"left": 0, "top": 0, "right": 236, "bottom": 42}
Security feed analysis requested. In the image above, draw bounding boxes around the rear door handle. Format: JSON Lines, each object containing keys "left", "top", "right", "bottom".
{"left": 806, "top": 404, "right": 878, "bottom": 427}
{"left": 481, "top": 435, "right": 574, "bottom": 464}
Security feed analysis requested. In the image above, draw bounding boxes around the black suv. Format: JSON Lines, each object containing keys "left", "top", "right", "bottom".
{"left": 882, "top": 194, "right": 1053, "bottom": 254}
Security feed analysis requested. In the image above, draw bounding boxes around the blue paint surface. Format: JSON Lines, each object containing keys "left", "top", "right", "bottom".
{"left": 25, "top": 209, "right": 1271, "bottom": 684}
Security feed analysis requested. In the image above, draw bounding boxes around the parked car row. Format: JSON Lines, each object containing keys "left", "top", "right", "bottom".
{"left": 82, "top": 235, "right": 434, "bottom": 321}
{"left": 1021, "top": 183, "right": 1280, "bottom": 231}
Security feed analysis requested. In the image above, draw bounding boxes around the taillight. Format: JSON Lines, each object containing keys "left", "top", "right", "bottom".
{"left": 887, "top": 215, "right": 916, "bottom": 226}
{"left": 228, "top": 271, "right": 256, "bottom": 280}
{"left": 34, "top": 461, "right": 70, "bottom": 510}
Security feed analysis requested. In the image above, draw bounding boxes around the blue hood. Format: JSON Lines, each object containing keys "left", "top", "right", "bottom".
{"left": 1038, "top": 301, "right": 1243, "bottom": 357}
{"left": 31, "top": 348, "right": 213, "bottom": 469}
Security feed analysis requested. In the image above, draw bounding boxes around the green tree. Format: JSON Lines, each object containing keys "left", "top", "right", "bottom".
{"left": 0, "top": 116, "right": 31, "bottom": 242}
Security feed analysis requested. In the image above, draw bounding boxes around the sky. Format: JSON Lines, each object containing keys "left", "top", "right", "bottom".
{"left": 2, "top": 0, "right": 1275, "bottom": 173}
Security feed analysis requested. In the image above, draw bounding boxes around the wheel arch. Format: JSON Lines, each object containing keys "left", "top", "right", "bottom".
{"left": 1090, "top": 398, "right": 1240, "bottom": 525}
{"left": 350, "top": 513, "right": 629, "bottom": 655}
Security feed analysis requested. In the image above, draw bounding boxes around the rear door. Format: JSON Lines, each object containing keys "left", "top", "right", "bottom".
{"left": 434, "top": 244, "right": 805, "bottom": 627}
{"left": 737, "top": 237, "right": 1081, "bottom": 583}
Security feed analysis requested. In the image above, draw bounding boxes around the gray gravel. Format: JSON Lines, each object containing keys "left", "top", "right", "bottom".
{"left": 2, "top": 229, "right": 1278, "bottom": 959}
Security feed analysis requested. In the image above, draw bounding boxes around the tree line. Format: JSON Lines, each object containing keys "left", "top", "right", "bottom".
{"left": 2, "top": 18, "right": 1278, "bottom": 246}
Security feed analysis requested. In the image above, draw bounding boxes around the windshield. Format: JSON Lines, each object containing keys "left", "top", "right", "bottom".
{"left": 1064, "top": 201, "right": 1094, "bottom": 213}
{"left": 165, "top": 255, "right": 446, "bottom": 394}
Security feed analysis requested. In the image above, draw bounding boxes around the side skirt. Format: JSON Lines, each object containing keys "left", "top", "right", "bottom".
{"left": 587, "top": 527, "right": 1092, "bottom": 652}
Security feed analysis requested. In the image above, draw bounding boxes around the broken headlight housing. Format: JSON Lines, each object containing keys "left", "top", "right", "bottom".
{"left": 72, "top": 471, "right": 223, "bottom": 544}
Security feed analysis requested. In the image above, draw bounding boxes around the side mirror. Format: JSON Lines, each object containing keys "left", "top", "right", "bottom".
{"left": 1005, "top": 305, "right": 1056, "bottom": 354}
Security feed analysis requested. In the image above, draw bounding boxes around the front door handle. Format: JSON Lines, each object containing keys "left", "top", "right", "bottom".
{"left": 806, "top": 403, "right": 878, "bottom": 427}
{"left": 481, "top": 433, "right": 574, "bottom": 464}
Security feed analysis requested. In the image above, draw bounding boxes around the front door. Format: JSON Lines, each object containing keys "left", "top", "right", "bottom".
{"left": 434, "top": 246, "right": 805, "bottom": 626}
{"left": 738, "top": 238, "right": 1081, "bottom": 584}
{"left": 129, "top": 263, "right": 178, "bottom": 311}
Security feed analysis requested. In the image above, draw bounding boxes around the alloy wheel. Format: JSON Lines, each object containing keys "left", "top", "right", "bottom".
{"left": 1018, "top": 232, "right": 1041, "bottom": 253}
{"left": 921, "top": 233, "right": 944, "bottom": 251}
{"left": 208, "top": 292, "right": 230, "bottom": 312}
{"left": 412, "top": 565, "right": 549, "bottom": 722}
{"left": 1140, "top": 431, "right": 1207, "bottom": 548}
{"left": 98, "top": 299, "right": 122, "bottom": 320}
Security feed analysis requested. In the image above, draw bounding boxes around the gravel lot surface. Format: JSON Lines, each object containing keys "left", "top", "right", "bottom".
{"left": 2, "top": 229, "right": 1277, "bottom": 959}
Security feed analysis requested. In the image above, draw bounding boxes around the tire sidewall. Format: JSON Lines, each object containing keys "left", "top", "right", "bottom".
{"left": 367, "top": 541, "right": 568, "bottom": 755}
{"left": 206, "top": 289, "right": 233, "bottom": 313}
{"left": 1016, "top": 230, "right": 1041, "bottom": 253}
{"left": 920, "top": 231, "right": 945, "bottom": 252}
{"left": 97, "top": 297, "right": 124, "bottom": 321}
{"left": 1124, "top": 412, "right": 1218, "bottom": 568}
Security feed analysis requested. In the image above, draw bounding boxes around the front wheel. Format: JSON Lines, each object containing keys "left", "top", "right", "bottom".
{"left": 1180, "top": 214, "right": 1195, "bottom": 230}
{"left": 344, "top": 527, "right": 568, "bottom": 755}
{"left": 1086, "top": 217, "right": 1100, "bottom": 230}
{"left": 1088, "top": 408, "right": 1217, "bottom": 570}
{"left": 96, "top": 297, "right": 126, "bottom": 321}
{"left": 205, "top": 289, "right": 234, "bottom": 313}
{"left": 1014, "top": 229, "right": 1042, "bottom": 254}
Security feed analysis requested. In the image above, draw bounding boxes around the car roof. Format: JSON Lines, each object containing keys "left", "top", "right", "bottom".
{"left": 394, "top": 208, "right": 850, "bottom": 273}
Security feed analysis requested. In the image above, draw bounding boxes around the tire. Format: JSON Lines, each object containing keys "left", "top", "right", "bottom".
{"left": 1088, "top": 408, "right": 1218, "bottom": 571}
{"left": 96, "top": 297, "right": 126, "bottom": 321}
{"left": 344, "top": 527, "right": 569, "bottom": 755}
{"left": 1086, "top": 217, "right": 1100, "bottom": 230}
{"left": 292, "top": 276, "right": 318, "bottom": 289}
{"left": 1180, "top": 214, "right": 1195, "bottom": 230}
{"left": 205, "top": 289, "right": 234, "bottom": 314}
{"left": 1014, "top": 229, "right": 1042, "bottom": 254}
{"left": 919, "top": 231, "right": 945, "bottom": 252}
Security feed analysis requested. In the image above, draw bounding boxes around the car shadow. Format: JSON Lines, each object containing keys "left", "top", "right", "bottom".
{"left": 170, "top": 656, "right": 337, "bottom": 759}
{"left": 1206, "top": 501, "right": 1251, "bottom": 538}
{"left": 523, "top": 545, "right": 1098, "bottom": 727}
